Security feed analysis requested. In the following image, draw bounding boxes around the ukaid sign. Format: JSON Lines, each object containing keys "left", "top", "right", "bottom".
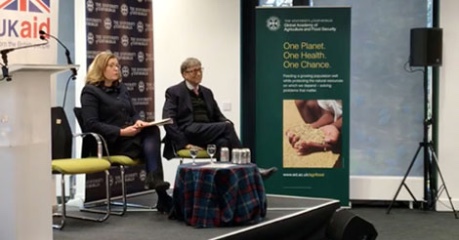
{"left": 0, "top": 0, "right": 58, "bottom": 64}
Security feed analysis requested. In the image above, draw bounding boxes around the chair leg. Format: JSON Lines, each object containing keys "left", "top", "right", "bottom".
{"left": 69, "top": 170, "right": 111, "bottom": 221}
{"left": 108, "top": 165, "right": 128, "bottom": 216}
{"left": 82, "top": 166, "right": 128, "bottom": 216}
{"left": 54, "top": 171, "right": 111, "bottom": 230}
{"left": 109, "top": 165, "right": 156, "bottom": 212}
{"left": 52, "top": 174, "right": 66, "bottom": 230}
{"left": 84, "top": 165, "right": 157, "bottom": 214}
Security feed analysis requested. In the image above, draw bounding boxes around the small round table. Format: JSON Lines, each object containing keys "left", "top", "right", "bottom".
{"left": 172, "top": 162, "right": 267, "bottom": 228}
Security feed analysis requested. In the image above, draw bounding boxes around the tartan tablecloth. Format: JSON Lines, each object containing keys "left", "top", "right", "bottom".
{"left": 172, "top": 162, "right": 267, "bottom": 228}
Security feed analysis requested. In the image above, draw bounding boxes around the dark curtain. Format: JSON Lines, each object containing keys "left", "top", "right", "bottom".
{"left": 240, "top": 0, "right": 257, "bottom": 161}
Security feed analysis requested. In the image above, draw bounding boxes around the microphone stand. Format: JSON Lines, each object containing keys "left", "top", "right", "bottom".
{"left": 1, "top": 51, "right": 9, "bottom": 66}
{"left": 39, "top": 30, "right": 77, "bottom": 79}
{"left": 0, "top": 40, "right": 49, "bottom": 82}
{"left": 1, "top": 51, "right": 11, "bottom": 81}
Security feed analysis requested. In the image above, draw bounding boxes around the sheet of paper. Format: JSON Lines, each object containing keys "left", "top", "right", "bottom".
{"left": 143, "top": 118, "right": 173, "bottom": 127}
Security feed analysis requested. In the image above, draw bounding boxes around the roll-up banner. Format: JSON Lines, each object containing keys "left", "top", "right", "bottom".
{"left": 0, "top": 0, "right": 58, "bottom": 64}
{"left": 85, "top": 0, "right": 154, "bottom": 202}
{"left": 255, "top": 7, "right": 351, "bottom": 205}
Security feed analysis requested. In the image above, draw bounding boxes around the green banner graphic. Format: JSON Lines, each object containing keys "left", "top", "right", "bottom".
{"left": 255, "top": 7, "right": 350, "bottom": 205}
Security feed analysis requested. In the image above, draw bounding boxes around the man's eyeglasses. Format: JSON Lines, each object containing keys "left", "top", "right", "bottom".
{"left": 185, "top": 67, "right": 204, "bottom": 74}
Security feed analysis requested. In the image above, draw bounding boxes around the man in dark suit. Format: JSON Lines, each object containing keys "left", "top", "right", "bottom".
{"left": 162, "top": 57, "right": 276, "bottom": 178}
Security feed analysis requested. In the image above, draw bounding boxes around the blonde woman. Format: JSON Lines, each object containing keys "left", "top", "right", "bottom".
{"left": 81, "top": 51, "right": 172, "bottom": 213}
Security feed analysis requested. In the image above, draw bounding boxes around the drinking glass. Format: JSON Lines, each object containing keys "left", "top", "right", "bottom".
{"left": 207, "top": 144, "right": 217, "bottom": 164}
{"left": 190, "top": 146, "right": 198, "bottom": 165}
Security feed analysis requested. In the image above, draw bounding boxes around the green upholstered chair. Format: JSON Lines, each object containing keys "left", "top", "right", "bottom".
{"left": 73, "top": 107, "right": 154, "bottom": 216}
{"left": 51, "top": 107, "right": 111, "bottom": 230}
{"left": 103, "top": 155, "right": 154, "bottom": 215}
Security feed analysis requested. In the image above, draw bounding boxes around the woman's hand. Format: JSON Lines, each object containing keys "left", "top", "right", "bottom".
{"left": 120, "top": 125, "right": 141, "bottom": 137}
{"left": 134, "top": 120, "right": 149, "bottom": 128}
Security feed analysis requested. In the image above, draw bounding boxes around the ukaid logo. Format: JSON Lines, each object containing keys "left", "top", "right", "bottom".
{"left": 0, "top": 0, "right": 51, "bottom": 39}
{"left": 1, "top": 0, "right": 50, "bottom": 12}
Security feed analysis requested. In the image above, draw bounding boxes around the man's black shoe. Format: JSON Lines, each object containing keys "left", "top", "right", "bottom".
{"left": 258, "top": 167, "right": 278, "bottom": 180}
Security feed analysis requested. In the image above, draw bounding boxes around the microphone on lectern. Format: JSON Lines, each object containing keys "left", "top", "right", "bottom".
{"left": 39, "top": 30, "right": 77, "bottom": 78}
{"left": 0, "top": 39, "right": 49, "bottom": 66}
{"left": 0, "top": 37, "right": 49, "bottom": 81}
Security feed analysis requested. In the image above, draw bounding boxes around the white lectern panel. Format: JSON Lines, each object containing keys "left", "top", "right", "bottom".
{"left": 0, "top": 64, "right": 77, "bottom": 240}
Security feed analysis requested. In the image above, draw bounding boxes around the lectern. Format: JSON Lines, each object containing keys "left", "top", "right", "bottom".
{"left": 0, "top": 64, "right": 78, "bottom": 240}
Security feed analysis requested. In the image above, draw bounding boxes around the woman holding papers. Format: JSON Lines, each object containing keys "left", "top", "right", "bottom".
{"left": 80, "top": 51, "right": 172, "bottom": 213}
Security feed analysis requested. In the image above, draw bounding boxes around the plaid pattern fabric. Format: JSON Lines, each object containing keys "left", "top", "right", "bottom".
{"left": 172, "top": 163, "right": 267, "bottom": 228}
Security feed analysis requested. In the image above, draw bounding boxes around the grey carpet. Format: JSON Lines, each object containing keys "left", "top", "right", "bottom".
{"left": 350, "top": 205, "right": 459, "bottom": 240}
{"left": 53, "top": 194, "right": 459, "bottom": 240}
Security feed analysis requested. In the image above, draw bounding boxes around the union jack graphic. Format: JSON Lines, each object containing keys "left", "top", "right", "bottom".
{"left": 0, "top": 0, "right": 50, "bottom": 13}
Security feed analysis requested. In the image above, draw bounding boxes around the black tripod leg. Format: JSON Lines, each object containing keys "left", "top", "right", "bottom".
{"left": 428, "top": 144, "right": 458, "bottom": 219}
{"left": 387, "top": 143, "right": 423, "bottom": 214}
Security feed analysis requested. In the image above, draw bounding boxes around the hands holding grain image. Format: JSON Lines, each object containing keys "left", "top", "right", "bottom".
{"left": 285, "top": 99, "right": 342, "bottom": 156}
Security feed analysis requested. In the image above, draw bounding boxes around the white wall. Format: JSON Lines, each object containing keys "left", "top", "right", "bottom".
{"left": 153, "top": 1, "right": 241, "bottom": 184}
{"left": 438, "top": 0, "right": 459, "bottom": 211}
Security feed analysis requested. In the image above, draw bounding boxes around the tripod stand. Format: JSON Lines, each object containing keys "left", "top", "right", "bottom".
{"left": 386, "top": 66, "right": 457, "bottom": 218}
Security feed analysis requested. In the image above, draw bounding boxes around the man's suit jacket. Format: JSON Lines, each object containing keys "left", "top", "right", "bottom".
{"left": 162, "top": 81, "right": 228, "bottom": 159}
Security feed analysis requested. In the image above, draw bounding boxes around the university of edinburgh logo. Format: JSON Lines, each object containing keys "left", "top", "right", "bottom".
{"left": 266, "top": 16, "right": 281, "bottom": 31}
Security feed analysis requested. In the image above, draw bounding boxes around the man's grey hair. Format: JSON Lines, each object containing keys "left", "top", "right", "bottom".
{"left": 180, "top": 57, "right": 201, "bottom": 73}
